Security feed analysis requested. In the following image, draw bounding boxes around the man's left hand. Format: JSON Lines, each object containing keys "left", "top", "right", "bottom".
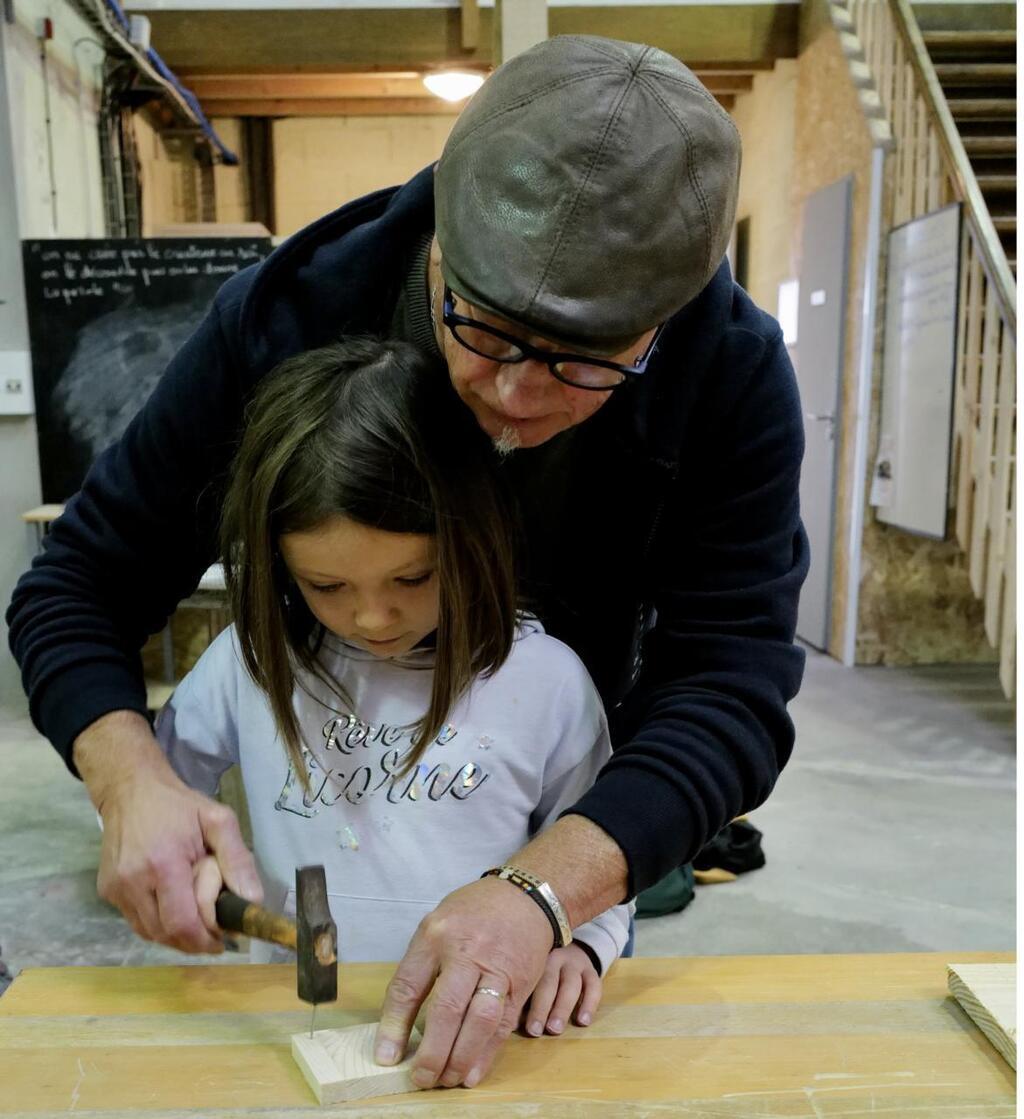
{"left": 373, "top": 876, "right": 553, "bottom": 1089}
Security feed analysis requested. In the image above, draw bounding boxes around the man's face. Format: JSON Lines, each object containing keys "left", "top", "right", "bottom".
{"left": 429, "top": 256, "right": 657, "bottom": 451}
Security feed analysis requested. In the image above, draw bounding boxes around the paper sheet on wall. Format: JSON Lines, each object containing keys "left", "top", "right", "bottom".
{"left": 874, "top": 204, "right": 961, "bottom": 538}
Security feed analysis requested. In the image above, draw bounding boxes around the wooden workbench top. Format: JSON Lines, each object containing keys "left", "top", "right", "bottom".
{"left": 1, "top": 952, "right": 1014, "bottom": 1117}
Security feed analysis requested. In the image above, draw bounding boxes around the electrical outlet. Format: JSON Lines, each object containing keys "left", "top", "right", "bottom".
{"left": 0, "top": 352, "right": 34, "bottom": 415}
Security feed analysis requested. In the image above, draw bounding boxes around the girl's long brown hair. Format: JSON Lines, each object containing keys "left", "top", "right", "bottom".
{"left": 221, "top": 338, "right": 517, "bottom": 779}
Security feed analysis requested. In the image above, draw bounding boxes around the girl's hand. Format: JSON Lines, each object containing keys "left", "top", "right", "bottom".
{"left": 522, "top": 944, "right": 602, "bottom": 1037}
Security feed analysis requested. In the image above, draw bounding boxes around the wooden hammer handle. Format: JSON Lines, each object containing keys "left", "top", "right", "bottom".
{"left": 215, "top": 889, "right": 297, "bottom": 950}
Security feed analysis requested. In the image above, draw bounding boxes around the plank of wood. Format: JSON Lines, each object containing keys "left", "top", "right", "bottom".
{"left": 955, "top": 249, "right": 984, "bottom": 547}
{"left": 948, "top": 963, "right": 1016, "bottom": 1069}
{"left": 1, "top": 955, "right": 1015, "bottom": 1115}
{"left": 968, "top": 292, "right": 1001, "bottom": 596}
{"left": 983, "top": 336, "right": 1015, "bottom": 646}
{"left": 292, "top": 1022, "right": 421, "bottom": 1104}
{"left": 19, "top": 503, "right": 66, "bottom": 524}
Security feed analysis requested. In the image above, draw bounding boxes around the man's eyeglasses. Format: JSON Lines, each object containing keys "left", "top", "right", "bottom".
{"left": 442, "top": 287, "right": 662, "bottom": 391}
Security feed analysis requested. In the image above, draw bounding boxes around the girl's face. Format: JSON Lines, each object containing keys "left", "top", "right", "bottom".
{"left": 280, "top": 515, "right": 440, "bottom": 658}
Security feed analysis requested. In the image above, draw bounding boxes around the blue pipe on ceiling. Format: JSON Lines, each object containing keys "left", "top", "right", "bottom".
{"left": 100, "top": 0, "right": 239, "bottom": 165}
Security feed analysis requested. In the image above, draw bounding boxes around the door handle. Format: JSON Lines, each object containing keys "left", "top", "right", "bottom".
{"left": 805, "top": 412, "right": 835, "bottom": 423}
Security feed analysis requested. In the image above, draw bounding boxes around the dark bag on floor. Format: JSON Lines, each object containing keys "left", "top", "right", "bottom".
{"left": 635, "top": 863, "right": 695, "bottom": 918}
{"left": 692, "top": 818, "right": 766, "bottom": 875}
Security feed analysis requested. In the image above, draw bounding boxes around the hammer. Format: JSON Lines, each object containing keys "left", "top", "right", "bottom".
{"left": 216, "top": 864, "right": 337, "bottom": 1034}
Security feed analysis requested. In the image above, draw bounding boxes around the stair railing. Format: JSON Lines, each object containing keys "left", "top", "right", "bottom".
{"left": 844, "top": 0, "right": 1016, "bottom": 696}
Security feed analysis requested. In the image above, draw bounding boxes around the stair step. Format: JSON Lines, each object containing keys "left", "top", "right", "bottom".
{"left": 991, "top": 215, "right": 1016, "bottom": 234}
{"left": 976, "top": 173, "right": 1017, "bottom": 192}
{"left": 950, "top": 99, "right": 1017, "bottom": 121}
{"left": 962, "top": 136, "right": 1016, "bottom": 156}
{"left": 935, "top": 63, "right": 1017, "bottom": 85}
{"left": 923, "top": 31, "right": 1016, "bottom": 55}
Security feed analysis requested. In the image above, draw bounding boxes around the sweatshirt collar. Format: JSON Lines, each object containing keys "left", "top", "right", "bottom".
{"left": 319, "top": 630, "right": 437, "bottom": 668}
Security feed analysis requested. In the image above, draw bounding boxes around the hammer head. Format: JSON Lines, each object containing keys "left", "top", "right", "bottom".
{"left": 295, "top": 865, "right": 338, "bottom": 1006}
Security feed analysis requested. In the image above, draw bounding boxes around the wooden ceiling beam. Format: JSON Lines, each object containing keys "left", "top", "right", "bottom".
{"left": 206, "top": 97, "right": 464, "bottom": 118}
{"left": 143, "top": 6, "right": 796, "bottom": 75}
{"left": 184, "top": 71, "right": 753, "bottom": 103}
{"left": 683, "top": 60, "right": 777, "bottom": 72}
{"left": 698, "top": 74, "right": 754, "bottom": 93}
{"left": 461, "top": 0, "right": 480, "bottom": 51}
{"left": 186, "top": 74, "right": 443, "bottom": 100}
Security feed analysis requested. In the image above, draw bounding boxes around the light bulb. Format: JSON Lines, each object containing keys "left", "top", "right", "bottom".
{"left": 423, "top": 71, "right": 485, "bottom": 103}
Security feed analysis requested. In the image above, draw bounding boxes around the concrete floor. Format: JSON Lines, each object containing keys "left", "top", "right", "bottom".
{"left": 0, "top": 648, "right": 1014, "bottom": 982}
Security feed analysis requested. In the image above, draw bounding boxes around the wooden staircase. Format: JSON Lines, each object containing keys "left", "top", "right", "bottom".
{"left": 924, "top": 29, "right": 1017, "bottom": 272}
{"left": 841, "top": 0, "right": 1017, "bottom": 697}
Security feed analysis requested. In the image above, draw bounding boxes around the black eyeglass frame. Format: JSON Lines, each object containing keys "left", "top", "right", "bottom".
{"left": 442, "top": 286, "right": 663, "bottom": 391}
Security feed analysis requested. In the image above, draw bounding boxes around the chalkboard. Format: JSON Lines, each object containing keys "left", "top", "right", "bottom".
{"left": 872, "top": 204, "right": 961, "bottom": 538}
{"left": 22, "top": 237, "right": 271, "bottom": 502}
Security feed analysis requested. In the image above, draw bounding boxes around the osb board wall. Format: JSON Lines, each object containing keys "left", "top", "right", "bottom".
{"left": 272, "top": 115, "right": 456, "bottom": 237}
{"left": 796, "top": 0, "right": 993, "bottom": 666}
{"left": 731, "top": 61, "right": 799, "bottom": 314}
{"left": 140, "top": 609, "right": 226, "bottom": 683}
{"left": 210, "top": 118, "right": 251, "bottom": 226}
{"left": 134, "top": 110, "right": 203, "bottom": 234}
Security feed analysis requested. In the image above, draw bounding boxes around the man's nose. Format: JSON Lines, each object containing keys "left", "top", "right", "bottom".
{"left": 493, "top": 359, "right": 554, "bottom": 412}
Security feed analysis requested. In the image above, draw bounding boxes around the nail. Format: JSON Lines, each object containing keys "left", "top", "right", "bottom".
{"left": 465, "top": 1067, "right": 483, "bottom": 1089}
{"left": 548, "top": 1018, "right": 563, "bottom": 1034}
{"left": 528, "top": 1020, "right": 543, "bottom": 1037}
{"left": 375, "top": 1041, "right": 398, "bottom": 1066}
{"left": 412, "top": 1068, "right": 436, "bottom": 1090}
{"left": 578, "top": 1012, "right": 591, "bottom": 1026}
{"left": 440, "top": 1070, "right": 460, "bottom": 1088}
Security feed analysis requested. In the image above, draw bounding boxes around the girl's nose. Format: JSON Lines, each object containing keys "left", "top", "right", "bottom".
{"left": 354, "top": 595, "right": 398, "bottom": 633}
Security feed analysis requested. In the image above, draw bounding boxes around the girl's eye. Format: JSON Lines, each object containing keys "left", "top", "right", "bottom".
{"left": 396, "top": 572, "right": 433, "bottom": 587}
{"left": 309, "top": 582, "right": 344, "bottom": 594}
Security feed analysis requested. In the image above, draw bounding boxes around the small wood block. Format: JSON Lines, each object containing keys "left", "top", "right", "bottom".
{"left": 948, "top": 963, "right": 1016, "bottom": 1069}
{"left": 292, "top": 1022, "right": 422, "bottom": 1104}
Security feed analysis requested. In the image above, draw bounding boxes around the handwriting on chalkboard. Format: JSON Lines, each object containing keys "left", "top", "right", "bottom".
{"left": 22, "top": 236, "right": 271, "bottom": 502}
{"left": 29, "top": 242, "right": 266, "bottom": 306}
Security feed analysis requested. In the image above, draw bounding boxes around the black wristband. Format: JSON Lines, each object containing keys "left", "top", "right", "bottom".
{"left": 481, "top": 867, "right": 565, "bottom": 947}
{"left": 572, "top": 938, "right": 603, "bottom": 975}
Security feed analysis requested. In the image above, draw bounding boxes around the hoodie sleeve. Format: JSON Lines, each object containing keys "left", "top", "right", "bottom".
{"left": 153, "top": 628, "right": 243, "bottom": 797}
{"left": 529, "top": 673, "right": 634, "bottom": 975}
{"left": 567, "top": 329, "right": 808, "bottom": 896}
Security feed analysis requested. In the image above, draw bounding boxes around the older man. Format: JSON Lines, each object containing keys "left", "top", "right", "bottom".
{"left": 8, "top": 36, "right": 807, "bottom": 1088}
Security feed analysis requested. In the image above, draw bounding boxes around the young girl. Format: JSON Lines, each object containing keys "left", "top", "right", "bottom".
{"left": 154, "top": 337, "right": 630, "bottom": 1036}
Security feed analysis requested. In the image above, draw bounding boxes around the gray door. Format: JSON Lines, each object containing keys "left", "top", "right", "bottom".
{"left": 795, "top": 176, "right": 852, "bottom": 650}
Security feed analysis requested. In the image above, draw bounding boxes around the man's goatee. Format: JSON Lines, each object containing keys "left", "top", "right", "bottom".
{"left": 493, "top": 426, "right": 521, "bottom": 457}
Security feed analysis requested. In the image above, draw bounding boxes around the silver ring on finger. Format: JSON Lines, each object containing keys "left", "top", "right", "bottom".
{"left": 475, "top": 986, "right": 506, "bottom": 1001}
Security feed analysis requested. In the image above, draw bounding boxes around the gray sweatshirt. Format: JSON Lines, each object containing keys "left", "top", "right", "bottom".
{"left": 155, "top": 619, "right": 632, "bottom": 972}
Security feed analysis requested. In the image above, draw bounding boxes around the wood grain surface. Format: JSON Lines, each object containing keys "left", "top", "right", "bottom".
{"left": 1, "top": 953, "right": 1015, "bottom": 1117}
{"left": 292, "top": 1022, "right": 422, "bottom": 1103}
{"left": 948, "top": 962, "right": 1017, "bottom": 1070}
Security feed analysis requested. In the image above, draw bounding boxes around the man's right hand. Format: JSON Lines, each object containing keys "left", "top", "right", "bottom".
{"left": 73, "top": 710, "right": 263, "bottom": 953}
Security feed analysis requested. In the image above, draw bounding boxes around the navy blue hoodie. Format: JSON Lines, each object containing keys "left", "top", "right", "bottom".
{"left": 8, "top": 166, "right": 808, "bottom": 896}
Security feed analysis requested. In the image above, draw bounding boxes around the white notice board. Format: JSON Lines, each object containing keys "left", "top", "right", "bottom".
{"left": 872, "top": 204, "right": 961, "bottom": 538}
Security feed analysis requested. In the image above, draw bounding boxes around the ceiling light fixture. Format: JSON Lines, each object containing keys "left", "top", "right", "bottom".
{"left": 423, "top": 71, "right": 485, "bottom": 102}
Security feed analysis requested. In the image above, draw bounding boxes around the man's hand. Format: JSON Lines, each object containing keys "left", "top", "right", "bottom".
{"left": 374, "top": 813, "right": 628, "bottom": 1089}
{"left": 523, "top": 944, "right": 602, "bottom": 1036}
{"left": 374, "top": 876, "right": 553, "bottom": 1090}
{"left": 74, "top": 710, "right": 262, "bottom": 953}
